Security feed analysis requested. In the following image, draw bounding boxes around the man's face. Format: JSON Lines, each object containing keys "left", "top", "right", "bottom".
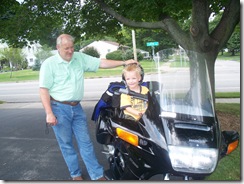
{"left": 57, "top": 38, "right": 74, "bottom": 62}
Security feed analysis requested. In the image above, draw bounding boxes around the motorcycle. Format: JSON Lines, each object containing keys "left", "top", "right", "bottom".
{"left": 91, "top": 48, "right": 239, "bottom": 180}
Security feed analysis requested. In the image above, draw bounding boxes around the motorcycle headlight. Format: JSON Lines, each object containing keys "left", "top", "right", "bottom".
{"left": 168, "top": 145, "right": 218, "bottom": 174}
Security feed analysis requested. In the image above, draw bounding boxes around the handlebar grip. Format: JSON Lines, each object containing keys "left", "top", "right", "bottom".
{"left": 118, "top": 88, "right": 129, "bottom": 94}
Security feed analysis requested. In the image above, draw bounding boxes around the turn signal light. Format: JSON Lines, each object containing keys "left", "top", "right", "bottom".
{"left": 227, "top": 140, "right": 239, "bottom": 154}
{"left": 116, "top": 128, "right": 139, "bottom": 147}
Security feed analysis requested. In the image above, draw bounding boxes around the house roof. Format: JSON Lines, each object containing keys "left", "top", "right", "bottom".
{"left": 101, "top": 41, "right": 120, "bottom": 46}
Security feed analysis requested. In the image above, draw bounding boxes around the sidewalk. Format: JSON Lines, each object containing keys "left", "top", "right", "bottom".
{"left": 216, "top": 98, "right": 240, "bottom": 103}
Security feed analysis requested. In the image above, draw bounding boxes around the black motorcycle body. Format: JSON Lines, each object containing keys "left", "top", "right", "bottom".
{"left": 92, "top": 48, "right": 239, "bottom": 180}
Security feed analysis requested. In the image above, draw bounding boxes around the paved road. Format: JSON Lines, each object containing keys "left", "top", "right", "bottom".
{"left": 0, "top": 60, "right": 240, "bottom": 103}
{"left": 0, "top": 101, "right": 110, "bottom": 181}
{"left": 0, "top": 99, "right": 240, "bottom": 182}
{"left": 0, "top": 60, "right": 240, "bottom": 182}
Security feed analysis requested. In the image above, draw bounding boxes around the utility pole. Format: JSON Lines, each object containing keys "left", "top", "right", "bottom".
{"left": 132, "top": 30, "right": 137, "bottom": 61}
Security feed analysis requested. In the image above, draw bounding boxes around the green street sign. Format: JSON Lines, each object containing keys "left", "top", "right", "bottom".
{"left": 146, "top": 42, "right": 159, "bottom": 46}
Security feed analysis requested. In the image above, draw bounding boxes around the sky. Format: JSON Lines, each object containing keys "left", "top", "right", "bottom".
{"left": 16, "top": 0, "right": 24, "bottom": 3}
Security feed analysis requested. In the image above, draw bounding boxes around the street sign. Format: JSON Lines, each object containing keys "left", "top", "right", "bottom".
{"left": 146, "top": 42, "right": 159, "bottom": 46}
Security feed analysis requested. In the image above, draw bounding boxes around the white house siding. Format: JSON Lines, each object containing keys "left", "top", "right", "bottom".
{"left": 22, "top": 42, "right": 42, "bottom": 67}
{"left": 0, "top": 42, "right": 8, "bottom": 49}
{"left": 139, "top": 49, "right": 150, "bottom": 59}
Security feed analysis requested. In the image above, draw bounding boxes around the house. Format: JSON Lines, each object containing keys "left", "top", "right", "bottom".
{"left": 22, "top": 42, "right": 42, "bottom": 67}
{"left": 0, "top": 41, "right": 42, "bottom": 67}
{"left": 80, "top": 40, "right": 128, "bottom": 59}
{"left": 80, "top": 40, "right": 150, "bottom": 60}
{"left": 0, "top": 42, "right": 8, "bottom": 49}
{"left": 139, "top": 49, "right": 151, "bottom": 59}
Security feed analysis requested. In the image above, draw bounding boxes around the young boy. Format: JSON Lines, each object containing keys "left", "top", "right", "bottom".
{"left": 120, "top": 64, "right": 149, "bottom": 121}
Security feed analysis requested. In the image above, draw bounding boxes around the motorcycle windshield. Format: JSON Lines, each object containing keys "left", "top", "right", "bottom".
{"left": 148, "top": 48, "right": 215, "bottom": 120}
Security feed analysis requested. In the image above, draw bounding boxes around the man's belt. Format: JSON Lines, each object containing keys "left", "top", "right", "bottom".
{"left": 50, "top": 96, "right": 80, "bottom": 106}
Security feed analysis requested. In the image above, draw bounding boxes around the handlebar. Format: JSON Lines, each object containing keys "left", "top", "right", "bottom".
{"left": 118, "top": 88, "right": 148, "bottom": 101}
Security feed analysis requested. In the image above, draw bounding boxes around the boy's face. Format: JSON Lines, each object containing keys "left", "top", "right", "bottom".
{"left": 124, "top": 71, "right": 141, "bottom": 89}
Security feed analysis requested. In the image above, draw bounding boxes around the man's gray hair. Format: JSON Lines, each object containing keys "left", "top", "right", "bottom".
{"left": 56, "top": 34, "right": 75, "bottom": 45}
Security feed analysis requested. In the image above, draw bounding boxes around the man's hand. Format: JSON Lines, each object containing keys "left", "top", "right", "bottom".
{"left": 46, "top": 112, "right": 58, "bottom": 126}
{"left": 124, "top": 59, "right": 139, "bottom": 66}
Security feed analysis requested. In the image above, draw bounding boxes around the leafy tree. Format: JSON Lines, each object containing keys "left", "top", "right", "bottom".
{"left": 21, "top": 59, "right": 28, "bottom": 69}
{"left": 123, "top": 49, "right": 143, "bottom": 61}
{"left": 118, "top": 28, "right": 177, "bottom": 56}
{"left": 0, "top": 0, "right": 83, "bottom": 48}
{"left": 209, "top": 11, "right": 240, "bottom": 56}
{"left": 226, "top": 25, "right": 240, "bottom": 56}
{"left": 33, "top": 44, "right": 53, "bottom": 71}
{"left": 34, "top": 44, "right": 53, "bottom": 63}
{"left": 32, "top": 58, "right": 41, "bottom": 71}
{"left": 0, "top": 47, "right": 25, "bottom": 77}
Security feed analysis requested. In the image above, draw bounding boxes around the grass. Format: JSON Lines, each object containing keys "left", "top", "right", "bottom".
{"left": 206, "top": 144, "right": 240, "bottom": 180}
{"left": 215, "top": 103, "right": 240, "bottom": 116}
{"left": 0, "top": 69, "right": 39, "bottom": 82}
{"left": 205, "top": 103, "right": 240, "bottom": 180}
{"left": 215, "top": 92, "right": 240, "bottom": 98}
{"left": 217, "top": 52, "right": 240, "bottom": 62}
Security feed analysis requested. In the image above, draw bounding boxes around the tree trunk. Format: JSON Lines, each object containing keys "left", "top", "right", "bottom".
{"left": 9, "top": 61, "right": 13, "bottom": 78}
{"left": 187, "top": 51, "right": 216, "bottom": 108}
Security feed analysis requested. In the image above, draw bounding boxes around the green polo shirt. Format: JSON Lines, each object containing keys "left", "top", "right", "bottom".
{"left": 39, "top": 52, "right": 100, "bottom": 101}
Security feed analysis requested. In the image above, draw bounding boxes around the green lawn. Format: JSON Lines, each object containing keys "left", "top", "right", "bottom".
{"left": 206, "top": 145, "right": 240, "bottom": 180}
{"left": 215, "top": 92, "right": 240, "bottom": 98}
{"left": 205, "top": 103, "right": 240, "bottom": 180}
{"left": 217, "top": 52, "right": 240, "bottom": 62}
{"left": 0, "top": 70, "right": 39, "bottom": 82}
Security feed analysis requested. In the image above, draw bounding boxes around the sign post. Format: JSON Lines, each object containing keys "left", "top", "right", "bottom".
{"left": 146, "top": 42, "right": 159, "bottom": 59}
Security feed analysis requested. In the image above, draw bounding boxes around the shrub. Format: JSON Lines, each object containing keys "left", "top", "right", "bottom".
{"left": 124, "top": 49, "right": 144, "bottom": 61}
{"left": 21, "top": 60, "right": 28, "bottom": 69}
{"left": 106, "top": 50, "right": 124, "bottom": 60}
{"left": 82, "top": 47, "right": 100, "bottom": 58}
{"left": 32, "top": 59, "right": 41, "bottom": 71}
{"left": 106, "top": 49, "right": 144, "bottom": 61}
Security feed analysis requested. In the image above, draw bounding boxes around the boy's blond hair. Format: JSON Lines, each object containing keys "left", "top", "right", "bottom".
{"left": 122, "top": 64, "right": 142, "bottom": 76}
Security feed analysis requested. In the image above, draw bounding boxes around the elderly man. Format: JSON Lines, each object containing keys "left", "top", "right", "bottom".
{"left": 39, "top": 34, "right": 137, "bottom": 180}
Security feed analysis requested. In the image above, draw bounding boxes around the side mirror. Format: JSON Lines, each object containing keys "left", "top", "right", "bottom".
{"left": 220, "top": 131, "right": 239, "bottom": 157}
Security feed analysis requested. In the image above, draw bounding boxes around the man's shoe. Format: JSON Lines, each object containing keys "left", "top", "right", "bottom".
{"left": 97, "top": 176, "right": 106, "bottom": 180}
{"left": 72, "top": 176, "right": 83, "bottom": 180}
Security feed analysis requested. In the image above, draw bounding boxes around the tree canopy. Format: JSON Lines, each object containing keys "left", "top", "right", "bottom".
{"left": 0, "top": 0, "right": 239, "bottom": 53}
{"left": 0, "top": 0, "right": 83, "bottom": 48}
